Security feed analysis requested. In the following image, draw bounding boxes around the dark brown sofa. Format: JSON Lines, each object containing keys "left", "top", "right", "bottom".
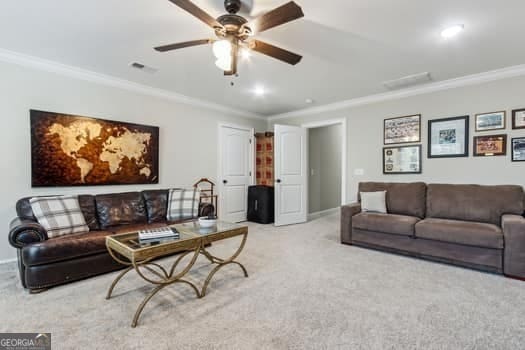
{"left": 341, "top": 182, "right": 525, "bottom": 279}
{"left": 8, "top": 190, "right": 214, "bottom": 293}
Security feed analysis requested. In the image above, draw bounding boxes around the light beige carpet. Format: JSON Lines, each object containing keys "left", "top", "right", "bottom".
{"left": 1, "top": 213, "right": 525, "bottom": 349}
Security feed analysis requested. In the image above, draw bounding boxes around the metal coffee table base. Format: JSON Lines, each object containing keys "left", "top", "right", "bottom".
{"left": 106, "top": 233, "right": 248, "bottom": 328}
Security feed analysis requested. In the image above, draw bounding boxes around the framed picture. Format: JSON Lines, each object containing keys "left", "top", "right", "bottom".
{"left": 383, "top": 145, "right": 422, "bottom": 174}
{"left": 512, "top": 109, "right": 525, "bottom": 130}
{"left": 512, "top": 138, "right": 525, "bottom": 162}
{"left": 31, "top": 109, "right": 159, "bottom": 187}
{"left": 473, "top": 134, "right": 507, "bottom": 157}
{"left": 384, "top": 114, "right": 421, "bottom": 145}
{"left": 475, "top": 111, "right": 506, "bottom": 132}
{"left": 428, "top": 116, "right": 469, "bottom": 158}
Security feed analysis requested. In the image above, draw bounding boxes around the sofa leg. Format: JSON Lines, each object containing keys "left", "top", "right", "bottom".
{"left": 29, "top": 287, "right": 49, "bottom": 294}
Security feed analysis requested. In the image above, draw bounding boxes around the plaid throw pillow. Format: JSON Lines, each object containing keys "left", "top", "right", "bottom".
{"left": 30, "top": 195, "right": 90, "bottom": 238}
{"left": 167, "top": 188, "right": 201, "bottom": 221}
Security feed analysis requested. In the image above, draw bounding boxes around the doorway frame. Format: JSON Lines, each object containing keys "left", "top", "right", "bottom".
{"left": 301, "top": 118, "right": 347, "bottom": 208}
{"left": 217, "top": 122, "right": 255, "bottom": 221}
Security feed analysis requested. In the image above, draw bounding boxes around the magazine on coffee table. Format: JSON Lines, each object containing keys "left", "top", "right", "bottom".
{"left": 138, "top": 227, "right": 179, "bottom": 241}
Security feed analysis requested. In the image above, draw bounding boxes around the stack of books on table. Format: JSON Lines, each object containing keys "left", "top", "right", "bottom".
{"left": 138, "top": 227, "right": 179, "bottom": 241}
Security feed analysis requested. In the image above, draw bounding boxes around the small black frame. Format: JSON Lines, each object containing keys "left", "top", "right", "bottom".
{"left": 512, "top": 109, "right": 525, "bottom": 130}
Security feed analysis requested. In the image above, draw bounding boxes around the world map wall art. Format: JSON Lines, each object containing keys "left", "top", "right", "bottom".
{"left": 30, "top": 110, "right": 159, "bottom": 187}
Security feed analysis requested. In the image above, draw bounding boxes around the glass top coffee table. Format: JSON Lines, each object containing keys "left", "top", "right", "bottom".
{"left": 105, "top": 220, "right": 248, "bottom": 327}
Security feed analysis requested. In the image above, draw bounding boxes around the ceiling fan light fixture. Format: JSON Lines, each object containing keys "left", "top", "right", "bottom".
{"left": 156, "top": 0, "right": 305, "bottom": 76}
{"left": 215, "top": 57, "right": 232, "bottom": 71}
{"left": 212, "top": 39, "right": 232, "bottom": 60}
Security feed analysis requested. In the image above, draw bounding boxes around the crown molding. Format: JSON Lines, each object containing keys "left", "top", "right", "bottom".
{"left": 268, "top": 64, "right": 525, "bottom": 121}
{"left": 0, "top": 48, "right": 265, "bottom": 121}
{"left": 4, "top": 48, "right": 525, "bottom": 123}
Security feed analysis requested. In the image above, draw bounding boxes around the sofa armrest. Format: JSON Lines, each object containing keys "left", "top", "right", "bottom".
{"left": 502, "top": 214, "right": 525, "bottom": 278}
{"left": 341, "top": 203, "right": 361, "bottom": 244}
{"left": 8, "top": 218, "right": 48, "bottom": 249}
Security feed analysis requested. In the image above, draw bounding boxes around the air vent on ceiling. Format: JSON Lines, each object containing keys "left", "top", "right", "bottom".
{"left": 383, "top": 72, "right": 432, "bottom": 90}
{"left": 129, "top": 62, "right": 158, "bottom": 74}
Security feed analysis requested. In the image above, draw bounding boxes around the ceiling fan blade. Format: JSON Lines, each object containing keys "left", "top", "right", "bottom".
{"left": 249, "top": 40, "right": 302, "bottom": 65}
{"left": 168, "top": 0, "right": 223, "bottom": 29}
{"left": 154, "top": 39, "right": 212, "bottom": 52}
{"left": 248, "top": 1, "right": 304, "bottom": 34}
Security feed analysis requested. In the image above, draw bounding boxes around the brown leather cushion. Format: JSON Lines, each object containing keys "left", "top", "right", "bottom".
{"left": 352, "top": 212, "right": 420, "bottom": 236}
{"left": 78, "top": 195, "right": 99, "bottom": 230}
{"left": 358, "top": 182, "right": 426, "bottom": 218}
{"left": 427, "top": 184, "right": 524, "bottom": 226}
{"left": 95, "top": 192, "right": 147, "bottom": 229}
{"left": 142, "top": 189, "right": 170, "bottom": 223}
{"left": 22, "top": 230, "right": 112, "bottom": 266}
{"left": 16, "top": 195, "right": 99, "bottom": 231}
{"left": 415, "top": 218, "right": 503, "bottom": 249}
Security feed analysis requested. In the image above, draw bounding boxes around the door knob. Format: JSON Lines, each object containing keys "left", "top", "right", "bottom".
{"left": 276, "top": 179, "right": 282, "bottom": 183}
{"left": 223, "top": 180, "right": 228, "bottom": 184}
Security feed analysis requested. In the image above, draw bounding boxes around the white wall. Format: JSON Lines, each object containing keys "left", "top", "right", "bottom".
{"left": 270, "top": 75, "right": 525, "bottom": 204}
{"left": 0, "top": 61, "right": 266, "bottom": 262}
{"left": 308, "top": 124, "right": 342, "bottom": 213}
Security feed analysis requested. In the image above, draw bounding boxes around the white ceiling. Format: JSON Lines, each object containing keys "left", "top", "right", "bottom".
{"left": 1, "top": 0, "right": 524, "bottom": 116}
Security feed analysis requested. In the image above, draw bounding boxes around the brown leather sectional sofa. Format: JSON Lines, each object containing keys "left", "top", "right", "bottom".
{"left": 341, "top": 182, "right": 525, "bottom": 279}
{"left": 8, "top": 190, "right": 214, "bottom": 293}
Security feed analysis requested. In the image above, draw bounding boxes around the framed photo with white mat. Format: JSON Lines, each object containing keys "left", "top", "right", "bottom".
{"left": 475, "top": 111, "right": 506, "bottom": 132}
{"left": 384, "top": 114, "right": 421, "bottom": 145}
{"left": 428, "top": 116, "right": 469, "bottom": 158}
{"left": 383, "top": 145, "right": 422, "bottom": 174}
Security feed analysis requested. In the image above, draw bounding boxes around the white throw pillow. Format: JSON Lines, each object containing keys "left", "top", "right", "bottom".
{"left": 360, "top": 191, "right": 387, "bottom": 214}
{"left": 167, "top": 188, "right": 201, "bottom": 221}
{"left": 30, "top": 195, "right": 89, "bottom": 238}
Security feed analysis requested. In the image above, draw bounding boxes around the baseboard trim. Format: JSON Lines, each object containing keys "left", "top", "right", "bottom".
{"left": 308, "top": 207, "right": 339, "bottom": 220}
{"left": 0, "top": 258, "right": 17, "bottom": 265}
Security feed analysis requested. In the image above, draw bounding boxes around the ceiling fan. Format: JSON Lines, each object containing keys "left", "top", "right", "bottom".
{"left": 154, "top": 0, "right": 304, "bottom": 76}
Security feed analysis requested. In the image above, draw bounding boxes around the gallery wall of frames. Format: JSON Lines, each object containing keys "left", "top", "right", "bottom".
{"left": 383, "top": 108, "right": 525, "bottom": 174}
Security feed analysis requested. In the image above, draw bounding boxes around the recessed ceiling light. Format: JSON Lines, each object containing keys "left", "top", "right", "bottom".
{"left": 441, "top": 24, "right": 464, "bottom": 38}
{"left": 253, "top": 86, "right": 266, "bottom": 96}
{"left": 305, "top": 98, "right": 314, "bottom": 104}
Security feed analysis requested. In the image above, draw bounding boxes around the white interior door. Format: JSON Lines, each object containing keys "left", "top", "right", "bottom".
{"left": 218, "top": 125, "right": 253, "bottom": 222}
{"left": 274, "top": 124, "right": 307, "bottom": 226}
